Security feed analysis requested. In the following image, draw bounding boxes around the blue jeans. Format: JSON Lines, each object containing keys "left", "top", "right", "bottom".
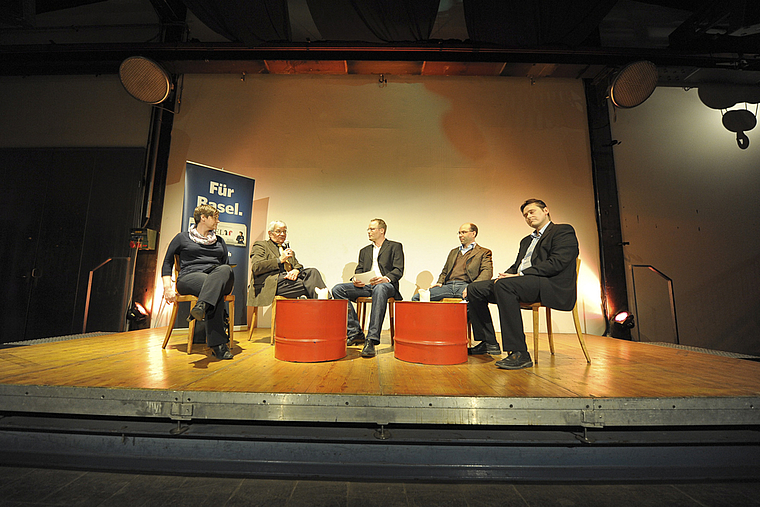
{"left": 411, "top": 280, "right": 468, "bottom": 301}
{"left": 331, "top": 282, "right": 396, "bottom": 343}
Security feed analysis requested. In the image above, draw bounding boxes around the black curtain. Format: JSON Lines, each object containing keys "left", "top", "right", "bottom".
{"left": 180, "top": 0, "right": 615, "bottom": 47}
{"left": 182, "top": 0, "right": 439, "bottom": 44}
{"left": 354, "top": 0, "right": 440, "bottom": 42}
{"left": 181, "top": 0, "right": 291, "bottom": 45}
{"left": 463, "top": 0, "right": 616, "bottom": 47}
{"left": 306, "top": 0, "right": 439, "bottom": 43}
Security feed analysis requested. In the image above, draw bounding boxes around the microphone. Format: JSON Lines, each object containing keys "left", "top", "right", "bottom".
{"left": 281, "top": 241, "right": 293, "bottom": 271}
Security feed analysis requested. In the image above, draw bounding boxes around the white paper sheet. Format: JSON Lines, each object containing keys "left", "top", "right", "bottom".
{"left": 352, "top": 271, "right": 378, "bottom": 285}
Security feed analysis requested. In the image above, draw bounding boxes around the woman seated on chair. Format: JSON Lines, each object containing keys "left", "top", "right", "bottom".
{"left": 161, "top": 204, "right": 235, "bottom": 359}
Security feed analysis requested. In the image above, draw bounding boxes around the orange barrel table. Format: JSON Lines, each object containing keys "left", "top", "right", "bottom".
{"left": 393, "top": 301, "right": 468, "bottom": 365}
{"left": 274, "top": 299, "right": 348, "bottom": 362}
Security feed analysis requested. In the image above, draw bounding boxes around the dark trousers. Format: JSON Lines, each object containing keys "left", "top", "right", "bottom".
{"left": 467, "top": 276, "right": 540, "bottom": 353}
{"left": 275, "top": 267, "right": 326, "bottom": 299}
{"left": 176, "top": 265, "right": 234, "bottom": 347}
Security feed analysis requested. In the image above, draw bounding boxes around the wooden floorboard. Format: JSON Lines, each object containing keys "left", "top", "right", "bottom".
{"left": 1, "top": 327, "right": 759, "bottom": 399}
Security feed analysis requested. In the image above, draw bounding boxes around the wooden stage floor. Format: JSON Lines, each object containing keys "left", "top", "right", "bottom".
{"left": 1, "top": 327, "right": 759, "bottom": 429}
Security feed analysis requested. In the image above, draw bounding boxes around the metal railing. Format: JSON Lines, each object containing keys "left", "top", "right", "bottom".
{"left": 82, "top": 257, "right": 130, "bottom": 334}
{"left": 630, "top": 264, "right": 680, "bottom": 344}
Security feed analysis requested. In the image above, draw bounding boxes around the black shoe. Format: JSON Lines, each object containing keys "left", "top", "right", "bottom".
{"left": 210, "top": 343, "right": 233, "bottom": 360}
{"left": 188, "top": 301, "right": 209, "bottom": 322}
{"left": 347, "top": 333, "right": 366, "bottom": 346}
{"left": 468, "top": 341, "right": 501, "bottom": 355}
{"left": 495, "top": 351, "right": 533, "bottom": 370}
{"left": 360, "top": 340, "right": 377, "bottom": 358}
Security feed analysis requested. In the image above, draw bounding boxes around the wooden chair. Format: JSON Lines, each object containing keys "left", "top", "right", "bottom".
{"left": 520, "top": 258, "right": 590, "bottom": 364}
{"left": 247, "top": 296, "right": 283, "bottom": 345}
{"left": 356, "top": 297, "right": 396, "bottom": 345}
{"left": 441, "top": 297, "right": 473, "bottom": 346}
{"left": 162, "top": 255, "right": 235, "bottom": 354}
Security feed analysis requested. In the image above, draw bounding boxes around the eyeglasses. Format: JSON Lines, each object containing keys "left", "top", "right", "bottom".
{"left": 367, "top": 227, "right": 379, "bottom": 231}
{"left": 458, "top": 230, "right": 472, "bottom": 235}
{"left": 272, "top": 230, "right": 287, "bottom": 235}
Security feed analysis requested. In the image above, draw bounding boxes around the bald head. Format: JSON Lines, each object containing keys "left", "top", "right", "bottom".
{"left": 458, "top": 223, "right": 478, "bottom": 246}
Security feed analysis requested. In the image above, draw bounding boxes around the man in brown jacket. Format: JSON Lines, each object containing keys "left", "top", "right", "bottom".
{"left": 413, "top": 223, "right": 493, "bottom": 301}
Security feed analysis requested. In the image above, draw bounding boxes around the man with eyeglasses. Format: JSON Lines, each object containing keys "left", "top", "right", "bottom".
{"left": 248, "top": 220, "right": 327, "bottom": 309}
{"left": 412, "top": 223, "right": 492, "bottom": 302}
{"left": 331, "top": 218, "right": 404, "bottom": 358}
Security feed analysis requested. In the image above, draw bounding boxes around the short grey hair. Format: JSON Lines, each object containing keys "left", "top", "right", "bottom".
{"left": 267, "top": 220, "right": 287, "bottom": 232}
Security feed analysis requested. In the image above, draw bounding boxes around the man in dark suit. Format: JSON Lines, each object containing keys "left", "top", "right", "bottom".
{"left": 467, "top": 199, "right": 579, "bottom": 369}
{"left": 247, "top": 220, "right": 326, "bottom": 309}
{"left": 412, "top": 222, "right": 492, "bottom": 301}
{"left": 332, "top": 218, "right": 404, "bottom": 358}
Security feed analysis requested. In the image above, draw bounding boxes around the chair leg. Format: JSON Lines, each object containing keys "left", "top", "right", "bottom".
{"left": 388, "top": 299, "right": 395, "bottom": 346}
{"left": 532, "top": 307, "right": 540, "bottom": 364}
{"left": 228, "top": 300, "right": 235, "bottom": 344}
{"left": 162, "top": 302, "right": 179, "bottom": 349}
{"left": 270, "top": 297, "right": 279, "bottom": 345}
{"left": 358, "top": 300, "right": 368, "bottom": 335}
{"left": 247, "top": 307, "right": 257, "bottom": 341}
{"left": 572, "top": 304, "right": 591, "bottom": 363}
{"left": 186, "top": 318, "right": 196, "bottom": 354}
{"left": 546, "top": 308, "right": 555, "bottom": 355}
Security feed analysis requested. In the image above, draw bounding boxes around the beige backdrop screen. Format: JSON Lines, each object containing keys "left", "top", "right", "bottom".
{"left": 157, "top": 74, "right": 603, "bottom": 335}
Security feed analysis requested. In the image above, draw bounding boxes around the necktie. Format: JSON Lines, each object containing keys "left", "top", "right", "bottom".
{"left": 518, "top": 232, "right": 540, "bottom": 274}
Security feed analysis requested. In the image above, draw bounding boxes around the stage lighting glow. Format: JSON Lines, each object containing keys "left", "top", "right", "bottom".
{"left": 133, "top": 301, "right": 149, "bottom": 316}
{"left": 609, "top": 310, "right": 635, "bottom": 340}
{"left": 127, "top": 301, "right": 150, "bottom": 325}
{"left": 613, "top": 310, "right": 635, "bottom": 328}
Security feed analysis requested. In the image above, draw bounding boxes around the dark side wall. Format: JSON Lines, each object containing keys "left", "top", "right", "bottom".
{"left": 3, "top": 148, "right": 146, "bottom": 341}
{"left": 611, "top": 87, "right": 760, "bottom": 355}
{"left": 1, "top": 75, "right": 152, "bottom": 342}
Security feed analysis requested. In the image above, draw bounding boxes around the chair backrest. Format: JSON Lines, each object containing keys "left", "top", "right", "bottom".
{"left": 173, "top": 254, "right": 193, "bottom": 299}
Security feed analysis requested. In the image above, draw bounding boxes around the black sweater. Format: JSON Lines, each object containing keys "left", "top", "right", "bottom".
{"left": 161, "top": 232, "right": 229, "bottom": 278}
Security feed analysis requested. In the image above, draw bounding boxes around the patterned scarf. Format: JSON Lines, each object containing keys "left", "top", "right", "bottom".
{"left": 188, "top": 223, "right": 218, "bottom": 245}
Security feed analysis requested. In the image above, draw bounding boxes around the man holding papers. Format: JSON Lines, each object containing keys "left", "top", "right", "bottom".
{"left": 332, "top": 218, "right": 404, "bottom": 358}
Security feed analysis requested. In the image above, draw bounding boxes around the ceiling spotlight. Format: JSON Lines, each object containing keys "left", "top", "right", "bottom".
{"left": 698, "top": 84, "right": 760, "bottom": 149}
{"left": 119, "top": 56, "right": 172, "bottom": 104}
{"left": 609, "top": 61, "right": 658, "bottom": 109}
{"left": 722, "top": 109, "right": 757, "bottom": 149}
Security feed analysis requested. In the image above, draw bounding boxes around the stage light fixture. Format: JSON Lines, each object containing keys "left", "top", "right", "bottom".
{"left": 698, "top": 83, "right": 760, "bottom": 149}
{"left": 609, "top": 310, "right": 635, "bottom": 340}
{"left": 119, "top": 56, "right": 171, "bottom": 104}
{"left": 613, "top": 311, "right": 635, "bottom": 327}
{"left": 126, "top": 301, "right": 150, "bottom": 325}
{"left": 609, "top": 61, "right": 658, "bottom": 109}
{"left": 722, "top": 108, "right": 757, "bottom": 149}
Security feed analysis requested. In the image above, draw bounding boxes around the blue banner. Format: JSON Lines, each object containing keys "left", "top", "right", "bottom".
{"left": 182, "top": 161, "right": 255, "bottom": 327}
